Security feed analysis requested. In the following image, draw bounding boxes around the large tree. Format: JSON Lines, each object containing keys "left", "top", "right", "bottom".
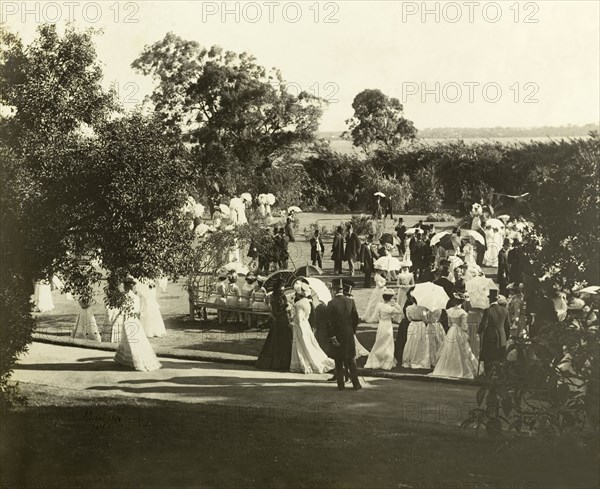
{"left": 344, "top": 89, "right": 417, "bottom": 155}
{"left": 132, "top": 33, "right": 325, "bottom": 202}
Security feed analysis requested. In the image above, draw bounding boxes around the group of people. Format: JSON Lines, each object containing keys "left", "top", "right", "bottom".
{"left": 256, "top": 277, "right": 365, "bottom": 391}
{"left": 249, "top": 217, "right": 296, "bottom": 273}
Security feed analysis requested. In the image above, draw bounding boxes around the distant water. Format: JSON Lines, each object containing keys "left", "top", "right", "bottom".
{"left": 325, "top": 135, "right": 589, "bottom": 155}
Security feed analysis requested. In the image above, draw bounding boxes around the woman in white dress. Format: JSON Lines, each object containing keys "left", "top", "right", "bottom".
{"left": 239, "top": 273, "right": 256, "bottom": 307}
{"left": 138, "top": 281, "right": 167, "bottom": 338}
{"left": 72, "top": 298, "right": 101, "bottom": 342}
{"left": 33, "top": 280, "right": 55, "bottom": 313}
{"left": 431, "top": 297, "right": 478, "bottom": 379}
{"left": 425, "top": 309, "right": 446, "bottom": 366}
{"left": 463, "top": 238, "right": 477, "bottom": 265}
{"left": 396, "top": 263, "right": 414, "bottom": 310}
{"left": 483, "top": 224, "right": 504, "bottom": 267}
{"left": 251, "top": 276, "right": 270, "bottom": 311}
{"left": 290, "top": 283, "right": 335, "bottom": 374}
{"left": 402, "top": 303, "right": 432, "bottom": 369}
{"left": 114, "top": 279, "right": 161, "bottom": 372}
{"left": 365, "top": 288, "right": 403, "bottom": 370}
{"left": 362, "top": 271, "right": 386, "bottom": 322}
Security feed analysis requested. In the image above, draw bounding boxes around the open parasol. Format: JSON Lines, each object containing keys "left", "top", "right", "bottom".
{"left": 411, "top": 282, "right": 450, "bottom": 311}
{"left": 290, "top": 277, "right": 333, "bottom": 304}
{"left": 460, "top": 229, "right": 486, "bottom": 245}
{"left": 485, "top": 218, "right": 505, "bottom": 230}
{"left": 578, "top": 285, "right": 599, "bottom": 295}
{"left": 374, "top": 192, "right": 386, "bottom": 198}
{"left": 374, "top": 256, "right": 402, "bottom": 272}
{"left": 430, "top": 231, "right": 450, "bottom": 246}
{"left": 465, "top": 275, "right": 495, "bottom": 309}
{"left": 380, "top": 233, "right": 395, "bottom": 246}
{"left": 287, "top": 206, "right": 302, "bottom": 214}
{"left": 294, "top": 264, "right": 323, "bottom": 278}
{"left": 405, "top": 227, "right": 423, "bottom": 236}
{"left": 264, "top": 270, "right": 296, "bottom": 293}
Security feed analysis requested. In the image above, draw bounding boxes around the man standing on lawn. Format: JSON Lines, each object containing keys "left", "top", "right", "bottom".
{"left": 327, "top": 279, "right": 362, "bottom": 391}
{"left": 344, "top": 224, "right": 361, "bottom": 277}
{"left": 331, "top": 226, "right": 344, "bottom": 275}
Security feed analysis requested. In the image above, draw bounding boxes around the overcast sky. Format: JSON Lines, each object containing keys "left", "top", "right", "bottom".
{"left": 4, "top": 1, "right": 599, "bottom": 131}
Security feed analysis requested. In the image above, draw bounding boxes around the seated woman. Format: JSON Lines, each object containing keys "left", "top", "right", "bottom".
{"left": 240, "top": 273, "right": 257, "bottom": 308}
{"left": 251, "top": 275, "right": 269, "bottom": 311}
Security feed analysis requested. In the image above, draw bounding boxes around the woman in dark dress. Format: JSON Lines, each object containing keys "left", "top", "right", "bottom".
{"left": 394, "top": 290, "right": 416, "bottom": 365}
{"left": 256, "top": 279, "right": 293, "bottom": 370}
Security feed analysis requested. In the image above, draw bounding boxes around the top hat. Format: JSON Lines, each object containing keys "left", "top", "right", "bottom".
{"left": 332, "top": 278, "right": 344, "bottom": 291}
{"left": 488, "top": 288, "right": 499, "bottom": 303}
{"left": 342, "top": 278, "right": 355, "bottom": 295}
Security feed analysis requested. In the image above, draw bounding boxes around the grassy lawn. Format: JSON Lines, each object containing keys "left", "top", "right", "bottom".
{"left": 33, "top": 212, "right": 470, "bottom": 369}
{"left": 2, "top": 383, "right": 598, "bottom": 489}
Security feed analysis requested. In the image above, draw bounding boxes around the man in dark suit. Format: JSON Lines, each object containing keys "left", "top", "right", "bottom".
{"left": 411, "top": 233, "right": 426, "bottom": 282}
{"left": 331, "top": 226, "right": 344, "bottom": 275}
{"left": 278, "top": 227, "right": 290, "bottom": 269}
{"left": 360, "top": 234, "right": 375, "bottom": 288}
{"left": 508, "top": 239, "right": 523, "bottom": 284}
{"left": 478, "top": 289, "right": 511, "bottom": 374}
{"left": 327, "top": 279, "right": 361, "bottom": 391}
{"left": 344, "top": 224, "right": 361, "bottom": 276}
{"left": 395, "top": 218, "right": 407, "bottom": 257}
{"left": 497, "top": 238, "right": 511, "bottom": 296}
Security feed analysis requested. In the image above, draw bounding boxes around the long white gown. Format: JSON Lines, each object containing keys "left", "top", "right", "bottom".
{"left": 402, "top": 305, "right": 432, "bottom": 369}
{"left": 363, "top": 273, "right": 386, "bottom": 322}
{"left": 72, "top": 300, "right": 101, "bottom": 342}
{"left": 396, "top": 271, "right": 415, "bottom": 310}
{"left": 431, "top": 307, "right": 478, "bottom": 379}
{"left": 138, "top": 283, "right": 167, "bottom": 338}
{"left": 290, "top": 298, "right": 335, "bottom": 374}
{"left": 483, "top": 228, "right": 504, "bottom": 267}
{"left": 425, "top": 309, "right": 446, "bottom": 366}
{"left": 33, "top": 281, "right": 55, "bottom": 313}
{"left": 114, "top": 291, "right": 161, "bottom": 372}
{"left": 365, "top": 302, "right": 403, "bottom": 370}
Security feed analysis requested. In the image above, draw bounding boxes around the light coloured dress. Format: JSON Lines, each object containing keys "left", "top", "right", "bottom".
{"left": 402, "top": 305, "right": 432, "bottom": 369}
{"left": 483, "top": 228, "right": 504, "bottom": 267}
{"left": 425, "top": 309, "right": 446, "bottom": 366}
{"left": 114, "top": 291, "right": 161, "bottom": 372}
{"left": 396, "top": 271, "right": 415, "bottom": 310}
{"left": 138, "top": 283, "right": 167, "bottom": 338}
{"left": 72, "top": 300, "right": 101, "bottom": 342}
{"left": 431, "top": 307, "right": 478, "bottom": 379}
{"left": 239, "top": 283, "right": 255, "bottom": 307}
{"left": 290, "top": 298, "right": 335, "bottom": 374}
{"left": 34, "top": 281, "right": 55, "bottom": 313}
{"left": 251, "top": 287, "right": 270, "bottom": 311}
{"left": 363, "top": 273, "right": 386, "bottom": 322}
{"left": 365, "top": 302, "right": 403, "bottom": 370}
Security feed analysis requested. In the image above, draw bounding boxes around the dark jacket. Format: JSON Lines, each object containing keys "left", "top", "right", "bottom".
{"left": 332, "top": 232, "right": 344, "bottom": 261}
{"left": 310, "top": 237, "right": 325, "bottom": 262}
{"left": 498, "top": 248, "right": 510, "bottom": 283}
{"left": 360, "top": 243, "right": 374, "bottom": 273}
{"left": 478, "top": 303, "right": 511, "bottom": 363}
{"left": 344, "top": 232, "right": 361, "bottom": 261}
{"left": 326, "top": 294, "right": 359, "bottom": 360}
{"left": 284, "top": 220, "right": 295, "bottom": 243}
{"left": 508, "top": 246, "right": 523, "bottom": 283}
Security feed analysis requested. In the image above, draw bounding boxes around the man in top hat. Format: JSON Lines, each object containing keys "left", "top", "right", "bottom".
{"left": 508, "top": 239, "right": 523, "bottom": 284}
{"left": 326, "top": 278, "right": 361, "bottom": 391}
{"left": 497, "top": 238, "right": 511, "bottom": 296}
{"left": 478, "top": 288, "right": 511, "bottom": 374}
{"left": 395, "top": 218, "right": 407, "bottom": 257}
{"left": 344, "top": 224, "right": 362, "bottom": 277}
{"left": 360, "top": 234, "right": 375, "bottom": 288}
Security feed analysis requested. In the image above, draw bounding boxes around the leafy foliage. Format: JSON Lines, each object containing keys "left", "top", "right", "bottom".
{"left": 132, "top": 33, "right": 325, "bottom": 202}
{"left": 344, "top": 89, "right": 417, "bottom": 155}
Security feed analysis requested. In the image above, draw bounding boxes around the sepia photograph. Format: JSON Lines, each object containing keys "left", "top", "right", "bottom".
{"left": 1, "top": 1, "right": 599, "bottom": 488}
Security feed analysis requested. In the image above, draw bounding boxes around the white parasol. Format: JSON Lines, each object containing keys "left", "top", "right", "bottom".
{"left": 466, "top": 276, "right": 495, "bottom": 309}
{"left": 460, "top": 229, "right": 486, "bottom": 245}
{"left": 241, "top": 192, "right": 252, "bottom": 203}
{"left": 374, "top": 256, "right": 402, "bottom": 272}
{"left": 374, "top": 192, "right": 386, "bottom": 198}
{"left": 485, "top": 218, "right": 505, "bottom": 230}
{"left": 411, "top": 282, "right": 450, "bottom": 311}
{"left": 305, "top": 277, "right": 333, "bottom": 304}
{"left": 266, "top": 194, "right": 276, "bottom": 205}
{"left": 405, "top": 227, "right": 423, "bottom": 236}
{"left": 287, "top": 206, "right": 302, "bottom": 214}
{"left": 430, "top": 231, "right": 450, "bottom": 246}
{"left": 579, "top": 285, "right": 600, "bottom": 295}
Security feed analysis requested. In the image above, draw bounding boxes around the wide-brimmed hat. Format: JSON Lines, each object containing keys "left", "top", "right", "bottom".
{"left": 256, "top": 275, "right": 267, "bottom": 283}
{"left": 382, "top": 287, "right": 395, "bottom": 299}
{"left": 123, "top": 276, "right": 136, "bottom": 285}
